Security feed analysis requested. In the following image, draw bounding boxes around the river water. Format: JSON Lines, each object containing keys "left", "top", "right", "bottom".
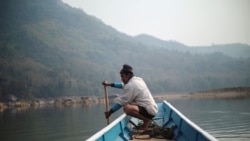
{"left": 0, "top": 98, "right": 250, "bottom": 141}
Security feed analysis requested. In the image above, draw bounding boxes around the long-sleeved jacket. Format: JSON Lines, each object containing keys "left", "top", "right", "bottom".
{"left": 115, "top": 76, "right": 158, "bottom": 116}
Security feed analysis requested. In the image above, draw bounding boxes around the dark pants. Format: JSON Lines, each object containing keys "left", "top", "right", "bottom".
{"left": 138, "top": 106, "right": 155, "bottom": 119}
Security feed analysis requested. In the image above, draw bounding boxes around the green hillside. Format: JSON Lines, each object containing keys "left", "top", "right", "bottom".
{"left": 0, "top": 0, "right": 250, "bottom": 101}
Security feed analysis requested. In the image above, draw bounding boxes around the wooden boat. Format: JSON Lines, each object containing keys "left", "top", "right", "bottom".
{"left": 86, "top": 101, "right": 218, "bottom": 141}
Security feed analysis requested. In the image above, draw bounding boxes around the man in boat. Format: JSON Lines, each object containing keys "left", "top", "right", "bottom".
{"left": 102, "top": 64, "right": 158, "bottom": 129}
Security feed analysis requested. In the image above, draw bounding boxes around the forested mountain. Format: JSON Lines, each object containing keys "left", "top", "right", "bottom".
{"left": 0, "top": 0, "right": 250, "bottom": 101}
{"left": 135, "top": 34, "right": 250, "bottom": 58}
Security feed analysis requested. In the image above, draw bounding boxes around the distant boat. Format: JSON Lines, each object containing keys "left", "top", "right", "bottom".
{"left": 86, "top": 101, "right": 218, "bottom": 141}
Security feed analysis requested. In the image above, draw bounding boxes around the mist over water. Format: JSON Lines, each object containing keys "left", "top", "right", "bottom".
{"left": 0, "top": 99, "right": 249, "bottom": 141}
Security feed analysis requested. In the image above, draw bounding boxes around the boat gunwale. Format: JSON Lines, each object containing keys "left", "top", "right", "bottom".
{"left": 86, "top": 100, "right": 218, "bottom": 141}
{"left": 86, "top": 113, "right": 128, "bottom": 141}
{"left": 163, "top": 101, "right": 218, "bottom": 141}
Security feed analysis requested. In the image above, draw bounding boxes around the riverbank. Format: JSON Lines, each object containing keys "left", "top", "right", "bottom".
{"left": 1, "top": 87, "right": 250, "bottom": 112}
{"left": 154, "top": 87, "right": 250, "bottom": 100}
{"left": 0, "top": 95, "right": 121, "bottom": 112}
{"left": 0, "top": 95, "right": 117, "bottom": 112}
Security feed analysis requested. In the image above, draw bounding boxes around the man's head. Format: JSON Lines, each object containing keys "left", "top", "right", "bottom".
{"left": 120, "top": 64, "right": 133, "bottom": 84}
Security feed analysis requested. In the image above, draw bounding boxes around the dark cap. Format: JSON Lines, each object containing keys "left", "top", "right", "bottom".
{"left": 120, "top": 64, "right": 133, "bottom": 74}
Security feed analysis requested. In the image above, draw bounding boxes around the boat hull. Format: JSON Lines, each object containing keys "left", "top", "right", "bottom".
{"left": 86, "top": 101, "right": 217, "bottom": 141}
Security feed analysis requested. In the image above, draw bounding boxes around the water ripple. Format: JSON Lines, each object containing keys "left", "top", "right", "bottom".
{"left": 173, "top": 99, "right": 250, "bottom": 141}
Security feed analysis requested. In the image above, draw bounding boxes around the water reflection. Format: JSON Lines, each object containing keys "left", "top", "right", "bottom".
{"left": 0, "top": 103, "right": 122, "bottom": 141}
{"left": 168, "top": 99, "right": 250, "bottom": 141}
{"left": 0, "top": 99, "right": 249, "bottom": 141}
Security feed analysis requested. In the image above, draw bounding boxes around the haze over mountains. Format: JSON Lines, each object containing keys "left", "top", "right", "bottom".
{"left": 135, "top": 34, "right": 250, "bottom": 58}
{"left": 0, "top": 0, "right": 250, "bottom": 101}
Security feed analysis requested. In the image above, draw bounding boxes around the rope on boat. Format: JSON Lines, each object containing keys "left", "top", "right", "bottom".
{"left": 131, "top": 120, "right": 175, "bottom": 140}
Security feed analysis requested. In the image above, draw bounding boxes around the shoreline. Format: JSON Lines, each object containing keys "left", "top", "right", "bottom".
{"left": 155, "top": 87, "right": 250, "bottom": 100}
{"left": 154, "top": 91, "right": 250, "bottom": 101}
{"left": 1, "top": 87, "right": 250, "bottom": 112}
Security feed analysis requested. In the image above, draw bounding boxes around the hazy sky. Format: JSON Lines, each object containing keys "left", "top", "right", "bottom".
{"left": 61, "top": 0, "right": 250, "bottom": 46}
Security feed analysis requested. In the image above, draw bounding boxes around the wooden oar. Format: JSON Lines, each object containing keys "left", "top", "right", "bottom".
{"left": 104, "top": 86, "right": 110, "bottom": 125}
